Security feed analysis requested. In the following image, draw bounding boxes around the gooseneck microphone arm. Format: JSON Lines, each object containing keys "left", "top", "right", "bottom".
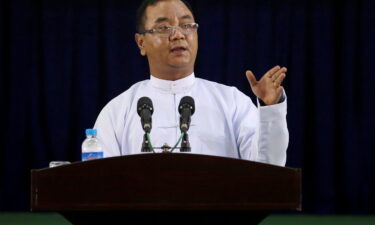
{"left": 141, "top": 133, "right": 154, "bottom": 153}
{"left": 180, "top": 132, "right": 191, "bottom": 152}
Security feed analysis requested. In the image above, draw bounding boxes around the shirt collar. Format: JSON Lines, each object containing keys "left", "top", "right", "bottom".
{"left": 149, "top": 73, "right": 196, "bottom": 93}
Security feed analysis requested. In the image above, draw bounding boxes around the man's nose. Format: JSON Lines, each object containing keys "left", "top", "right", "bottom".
{"left": 169, "top": 27, "right": 185, "bottom": 40}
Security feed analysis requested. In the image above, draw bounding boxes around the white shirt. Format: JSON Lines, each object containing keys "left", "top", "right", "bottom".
{"left": 94, "top": 73, "right": 288, "bottom": 166}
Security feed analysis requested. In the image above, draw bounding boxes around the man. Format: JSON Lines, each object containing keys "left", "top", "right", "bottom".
{"left": 94, "top": 0, "right": 288, "bottom": 166}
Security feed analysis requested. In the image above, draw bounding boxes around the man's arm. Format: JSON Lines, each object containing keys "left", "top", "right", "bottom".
{"left": 241, "top": 65, "right": 289, "bottom": 166}
{"left": 234, "top": 89, "right": 288, "bottom": 166}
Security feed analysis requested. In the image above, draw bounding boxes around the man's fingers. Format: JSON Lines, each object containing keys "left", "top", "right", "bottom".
{"left": 246, "top": 70, "right": 257, "bottom": 87}
{"left": 274, "top": 72, "right": 286, "bottom": 86}
{"left": 266, "top": 65, "right": 281, "bottom": 78}
{"left": 276, "top": 86, "right": 284, "bottom": 101}
{"left": 271, "top": 67, "right": 287, "bottom": 81}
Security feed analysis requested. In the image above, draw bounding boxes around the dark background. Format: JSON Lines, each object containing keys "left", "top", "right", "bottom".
{"left": 1, "top": 0, "right": 374, "bottom": 213}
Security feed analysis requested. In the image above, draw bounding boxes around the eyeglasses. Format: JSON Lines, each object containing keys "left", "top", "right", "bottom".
{"left": 139, "top": 23, "right": 199, "bottom": 37}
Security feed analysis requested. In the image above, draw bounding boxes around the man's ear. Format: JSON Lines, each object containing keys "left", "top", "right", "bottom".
{"left": 135, "top": 33, "right": 146, "bottom": 56}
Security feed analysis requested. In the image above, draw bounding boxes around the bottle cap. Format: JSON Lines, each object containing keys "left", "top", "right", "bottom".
{"left": 49, "top": 161, "right": 71, "bottom": 168}
{"left": 86, "top": 129, "right": 97, "bottom": 136}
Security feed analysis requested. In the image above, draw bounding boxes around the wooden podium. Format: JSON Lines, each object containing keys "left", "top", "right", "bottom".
{"left": 31, "top": 153, "right": 301, "bottom": 225}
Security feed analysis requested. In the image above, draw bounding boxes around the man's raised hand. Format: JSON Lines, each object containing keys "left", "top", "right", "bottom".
{"left": 245, "top": 65, "right": 287, "bottom": 105}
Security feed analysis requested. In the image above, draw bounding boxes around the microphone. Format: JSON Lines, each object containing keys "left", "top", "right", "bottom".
{"left": 137, "top": 97, "right": 154, "bottom": 133}
{"left": 178, "top": 96, "right": 195, "bottom": 132}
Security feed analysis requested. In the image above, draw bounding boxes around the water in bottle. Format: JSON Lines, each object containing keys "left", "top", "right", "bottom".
{"left": 82, "top": 129, "right": 103, "bottom": 161}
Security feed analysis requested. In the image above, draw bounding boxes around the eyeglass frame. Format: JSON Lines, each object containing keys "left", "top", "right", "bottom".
{"left": 138, "top": 22, "right": 199, "bottom": 37}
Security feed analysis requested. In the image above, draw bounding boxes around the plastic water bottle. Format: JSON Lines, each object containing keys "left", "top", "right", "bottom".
{"left": 81, "top": 129, "right": 103, "bottom": 161}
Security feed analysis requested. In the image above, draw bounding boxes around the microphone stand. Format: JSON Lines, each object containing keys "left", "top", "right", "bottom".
{"left": 180, "top": 132, "right": 191, "bottom": 152}
{"left": 140, "top": 130, "right": 191, "bottom": 153}
{"left": 141, "top": 133, "right": 153, "bottom": 152}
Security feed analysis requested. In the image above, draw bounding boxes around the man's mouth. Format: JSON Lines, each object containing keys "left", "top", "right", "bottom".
{"left": 170, "top": 46, "right": 187, "bottom": 53}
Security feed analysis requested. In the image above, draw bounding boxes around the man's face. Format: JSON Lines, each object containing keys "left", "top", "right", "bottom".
{"left": 136, "top": 0, "right": 198, "bottom": 74}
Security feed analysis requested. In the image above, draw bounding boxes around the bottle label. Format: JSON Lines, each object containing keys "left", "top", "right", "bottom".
{"left": 82, "top": 152, "right": 104, "bottom": 161}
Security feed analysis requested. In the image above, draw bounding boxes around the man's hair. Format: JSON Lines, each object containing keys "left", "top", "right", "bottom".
{"left": 136, "top": 0, "right": 194, "bottom": 33}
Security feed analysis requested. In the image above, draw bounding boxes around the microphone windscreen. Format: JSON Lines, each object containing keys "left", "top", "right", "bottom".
{"left": 178, "top": 96, "right": 195, "bottom": 115}
{"left": 137, "top": 97, "right": 153, "bottom": 116}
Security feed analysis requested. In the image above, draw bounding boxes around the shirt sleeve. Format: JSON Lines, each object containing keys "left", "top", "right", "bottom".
{"left": 256, "top": 94, "right": 288, "bottom": 166}
{"left": 233, "top": 89, "right": 288, "bottom": 166}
